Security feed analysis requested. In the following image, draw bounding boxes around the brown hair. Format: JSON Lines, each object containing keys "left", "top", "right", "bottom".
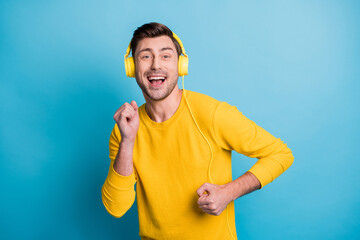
{"left": 130, "top": 22, "right": 182, "bottom": 58}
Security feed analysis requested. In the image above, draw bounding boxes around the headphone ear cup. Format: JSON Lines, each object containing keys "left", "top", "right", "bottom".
{"left": 124, "top": 57, "right": 135, "bottom": 78}
{"left": 178, "top": 55, "right": 188, "bottom": 76}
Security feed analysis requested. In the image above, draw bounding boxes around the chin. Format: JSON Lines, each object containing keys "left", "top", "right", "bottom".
{"left": 146, "top": 92, "right": 169, "bottom": 101}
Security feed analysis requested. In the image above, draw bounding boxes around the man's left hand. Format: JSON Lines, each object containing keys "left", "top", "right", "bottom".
{"left": 196, "top": 183, "right": 233, "bottom": 216}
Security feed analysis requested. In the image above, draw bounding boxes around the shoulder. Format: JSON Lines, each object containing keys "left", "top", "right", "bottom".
{"left": 186, "top": 90, "right": 225, "bottom": 122}
{"left": 110, "top": 123, "right": 121, "bottom": 143}
{"left": 187, "top": 90, "right": 222, "bottom": 109}
{"left": 186, "top": 90, "right": 244, "bottom": 121}
{"left": 187, "top": 90, "right": 239, "bottom": 113}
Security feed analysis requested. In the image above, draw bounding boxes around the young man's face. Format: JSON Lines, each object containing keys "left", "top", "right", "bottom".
{"left": 134, "top": 35, "right": 179, "bottom": 101}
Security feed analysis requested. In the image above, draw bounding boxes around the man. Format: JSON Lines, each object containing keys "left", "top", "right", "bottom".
{"left": 102, "top": 22, "right": 294, "bottom": 240}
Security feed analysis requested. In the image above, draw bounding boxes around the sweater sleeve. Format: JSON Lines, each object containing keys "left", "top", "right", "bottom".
{"left": 213, "top": 102, "right": 294, "bottom": 188}
{"left": 101, "top": 124, "right": 137, "bottom": 218}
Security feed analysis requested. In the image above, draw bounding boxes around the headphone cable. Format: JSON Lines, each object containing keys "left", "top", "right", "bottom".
{"left": 181, "top": 76, "right": 236, "bottom": 240}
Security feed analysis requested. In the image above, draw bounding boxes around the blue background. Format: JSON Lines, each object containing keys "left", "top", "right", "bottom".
{"left": 1, "top": 0, "right": 359, "bottom": 239}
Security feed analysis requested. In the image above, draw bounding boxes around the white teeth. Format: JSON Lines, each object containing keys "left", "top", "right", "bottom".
{"left": 148, "top": 76, "right": 165, "bottom": 80}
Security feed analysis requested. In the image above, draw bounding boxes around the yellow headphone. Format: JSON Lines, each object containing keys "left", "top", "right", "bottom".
{"left": 124, "top": 33, "right": 189, "bottom": 77}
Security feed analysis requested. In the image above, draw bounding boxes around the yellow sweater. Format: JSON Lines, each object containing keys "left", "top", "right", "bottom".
{"left": 102, "top": 90, "right": 294, "bottom": 239}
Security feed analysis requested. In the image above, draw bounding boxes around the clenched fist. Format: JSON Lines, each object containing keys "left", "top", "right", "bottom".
{"left": 197, "top": 183, "right": 233, "bottom": 216}
{"left": 113, "top": 100, "right": 140, "bottom": 143}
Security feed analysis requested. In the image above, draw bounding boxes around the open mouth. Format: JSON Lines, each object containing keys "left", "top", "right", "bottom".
{"left": 147, "top": 75, "right": 166, "bottom": 86}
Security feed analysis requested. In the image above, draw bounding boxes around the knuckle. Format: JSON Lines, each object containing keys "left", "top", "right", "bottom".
{"left": 119, "top": 111, "right": 125, "bottom": 118}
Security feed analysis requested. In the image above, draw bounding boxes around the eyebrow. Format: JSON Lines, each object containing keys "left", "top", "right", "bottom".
{"left": 137, "top": 47, "right": 174, "bottom": 54}
{"left": 160, "top": 47, "right": 174, "bottom": 52}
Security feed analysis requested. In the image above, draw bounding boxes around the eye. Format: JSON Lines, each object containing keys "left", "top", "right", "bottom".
{"left": 141, "top": 54, "right": 152, "bottom": 59}
{"left": 162, "top": 54, "right": 171, "bottom": 59}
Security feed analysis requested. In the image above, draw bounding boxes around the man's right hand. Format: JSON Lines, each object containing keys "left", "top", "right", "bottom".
{"left": 113, "top": 100, "right": 140, "bottom": 143}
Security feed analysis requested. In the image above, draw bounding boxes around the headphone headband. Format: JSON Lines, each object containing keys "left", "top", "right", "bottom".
{"left": 124, "top": 42, "right": 131, "bottom": 60}
{"left": 172, "top": 32, "right": 188, "bottom": 58}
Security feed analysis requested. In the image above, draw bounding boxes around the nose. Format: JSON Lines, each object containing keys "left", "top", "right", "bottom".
{"left": 151, "top": 56, "right": 161, "bottom": 70}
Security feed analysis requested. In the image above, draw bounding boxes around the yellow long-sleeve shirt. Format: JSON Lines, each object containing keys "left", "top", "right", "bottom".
{"left": 102, "top": 90, "right": 294, "bottom": 239}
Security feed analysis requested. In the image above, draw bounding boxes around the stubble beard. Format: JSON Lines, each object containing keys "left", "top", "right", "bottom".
{"left": 136, "top": 77, "right": 178, "bottom": 101}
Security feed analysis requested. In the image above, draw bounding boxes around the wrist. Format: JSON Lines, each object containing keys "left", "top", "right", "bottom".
{"left": 113, "top": 139, "right": 135, "bottom": 176}
{"left": 224, "top": 182, "right": 238, "bottom": 202}
{"left": 120, "top": 138, "right": 135, "bottom": 148}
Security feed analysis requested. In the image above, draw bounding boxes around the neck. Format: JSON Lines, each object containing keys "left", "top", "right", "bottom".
{"left": 144, "top": 87, "right": 183, "bottom": 123}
